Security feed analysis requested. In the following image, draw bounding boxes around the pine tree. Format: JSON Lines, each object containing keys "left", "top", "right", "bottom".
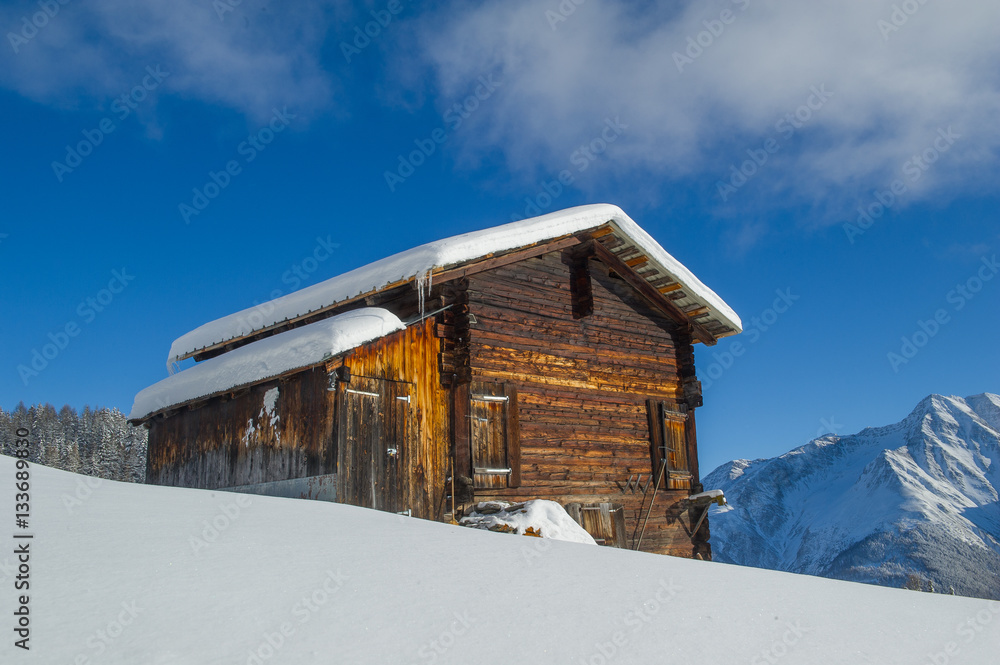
{"left": 1, "top": 403, "right": 147, "bottom": 482}
{"left": 59, "top": 405, "right": 82, "bottom": 474}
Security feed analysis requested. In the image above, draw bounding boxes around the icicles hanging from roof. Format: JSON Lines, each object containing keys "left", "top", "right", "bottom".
{"left": 416, "top": 268, "right": 433, "bottom": 321}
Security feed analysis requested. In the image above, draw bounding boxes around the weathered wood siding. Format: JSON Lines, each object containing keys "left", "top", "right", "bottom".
{"left": 146, "top": 367, "right": 335, "bottom": 490}
{"left": 331, "top": 318, "right": 449, "bottom": 521}
{"left": 462, "top": 250, "right": 709, "bottom": 557}
{"left": 146, "top": 319, "right": 449, "bottom": 522}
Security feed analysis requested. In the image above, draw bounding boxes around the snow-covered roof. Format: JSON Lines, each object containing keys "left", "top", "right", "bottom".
{"left": 168, "top": 204, "right": 742, "bottom": 363}
{"left": 130, "top": 308, "right": 403, "bottom": 421}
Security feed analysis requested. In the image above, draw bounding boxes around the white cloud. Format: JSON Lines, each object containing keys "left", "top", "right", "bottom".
{"left": 407, "top": 0, "right": 1000, "bottom": 220}
{"left": 0, "top": 0, "right": 342, "bottom": 121}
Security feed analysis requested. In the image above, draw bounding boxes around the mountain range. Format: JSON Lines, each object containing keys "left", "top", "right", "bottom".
{"left": 703, "top": 393, "right": 1000, "bottom": 600}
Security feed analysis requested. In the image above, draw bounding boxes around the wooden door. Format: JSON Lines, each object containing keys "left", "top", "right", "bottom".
{"left": 336, "top": 377, "right": 411, "bottom": 514}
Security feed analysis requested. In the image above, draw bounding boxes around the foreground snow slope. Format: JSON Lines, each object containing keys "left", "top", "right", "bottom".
{"left": 1, "top": 455, "right": 996, "bottom": 664}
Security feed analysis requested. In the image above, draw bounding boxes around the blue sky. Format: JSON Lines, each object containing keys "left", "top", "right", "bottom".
{"left": 1, "top": 0, "right": 997, "bottom": 473}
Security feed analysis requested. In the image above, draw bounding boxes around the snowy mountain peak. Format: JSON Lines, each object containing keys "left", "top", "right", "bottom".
{"left": 704, "top": 393, "right": 1000, "bottom": 599}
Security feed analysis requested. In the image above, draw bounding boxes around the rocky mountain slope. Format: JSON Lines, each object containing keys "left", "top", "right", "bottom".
{"left": 703, "top": 393, "right": 1000, "bottom": 599}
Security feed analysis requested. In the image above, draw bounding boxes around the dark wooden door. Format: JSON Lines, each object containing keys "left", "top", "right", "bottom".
{"left": 336, "top": 377, "right": 411, "bottom": 514}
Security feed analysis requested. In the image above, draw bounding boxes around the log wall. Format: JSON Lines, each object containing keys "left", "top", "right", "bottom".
{"left": 463, "top": 251, "right": 710, "bottom": 557}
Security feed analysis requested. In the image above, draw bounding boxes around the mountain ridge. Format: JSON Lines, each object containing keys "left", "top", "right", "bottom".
{"left": 704, "top": 393, "right": 1000, "bottom": 599}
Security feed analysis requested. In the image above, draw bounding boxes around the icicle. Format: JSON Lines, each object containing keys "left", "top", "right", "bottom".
{"left": 416, "top": 268, "right": 433, "bottom": 320}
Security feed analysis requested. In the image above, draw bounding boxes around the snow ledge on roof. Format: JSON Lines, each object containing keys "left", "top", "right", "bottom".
{"left": 131, "top": 308, "right": 403, "bottom": 421}
{"left": 168, "top": 204, "right": 742, "bottom": 363}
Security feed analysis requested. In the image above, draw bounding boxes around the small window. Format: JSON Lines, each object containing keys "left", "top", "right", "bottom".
{"left": 469, "top": 381, "right": 521, "bottom": 489}
{"left": 566, "top": 503, "right": 628, "bottom": 548}
{"left": 646, "top": 400, "right": 691, "bottom": 490}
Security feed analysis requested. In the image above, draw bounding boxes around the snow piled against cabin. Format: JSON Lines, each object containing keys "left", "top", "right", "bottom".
{"left": 3, "top": 455, "right": 997, "bottom": 665}
{"left": 130, "top": 308, "right": 403, "bottom": 420}
{"left": 168, "top": 204, "right": 743, "bottom": 362}
{"left": 460, "top": 500, "right": 598, "bottom": 544}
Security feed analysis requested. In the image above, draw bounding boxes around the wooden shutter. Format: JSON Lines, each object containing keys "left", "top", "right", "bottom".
{"left": 469, "top": 381, "right": 520, "bottom": 489}
{"left": 566, "top": 503, "right": 627, "bottom": 548}
{"left": 647, "top": 400, "right": 691, "bottom": 490}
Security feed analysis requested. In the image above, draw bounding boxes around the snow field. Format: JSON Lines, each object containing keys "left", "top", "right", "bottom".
{"left": 0, "top": 455, "right": 996, "bottom": 664}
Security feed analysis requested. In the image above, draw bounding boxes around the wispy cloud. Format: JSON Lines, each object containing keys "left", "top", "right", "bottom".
{"left": 0, "top": 0, "right": 342, "bottom": 121}
{"left": 405, "top": 0, "right": 1000, "bottom": 222}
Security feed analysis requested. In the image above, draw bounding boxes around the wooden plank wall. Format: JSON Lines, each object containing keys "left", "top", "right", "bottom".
{"left": 464, "top": 250, "right": 709, "bottom": 558}
{"left": 146, "top": 367, "right": 335, "bottom": 490}
{"left": 147, "top": 320, "right": 450, "bottom": 522}
{"left": 330, "top": 318, "right": 450, "bottom": 521}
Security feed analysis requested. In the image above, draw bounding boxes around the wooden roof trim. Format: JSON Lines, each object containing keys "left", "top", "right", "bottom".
{"left": 588, "top": 239, "right": 718, "bottom": 346}
{"left": 432, "top": 229, "right": 606, "bottom": 283}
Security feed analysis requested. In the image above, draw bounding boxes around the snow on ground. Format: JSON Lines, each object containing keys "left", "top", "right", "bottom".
{"left": 167, "top": 204, "right": 743, "bottom": 363}
{"left": 459, "top": 500, "right": 598, "bottom": 545}
{"left": 130, "top": 308, "right": 403, "bottom": 420}
{"left": 1, "top": 455, "right": 997, "bottom": 664}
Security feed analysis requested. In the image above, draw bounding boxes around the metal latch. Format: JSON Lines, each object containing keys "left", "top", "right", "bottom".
{"left": 471, "top": 394, "right": 508, "bottom": 402}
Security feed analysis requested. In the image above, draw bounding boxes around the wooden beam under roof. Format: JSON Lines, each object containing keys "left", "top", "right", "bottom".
{"left": 587, "top": 239, "right": 718, "bottom": 346}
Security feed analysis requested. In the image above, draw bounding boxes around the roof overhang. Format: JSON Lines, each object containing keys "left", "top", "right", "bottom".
{"left": 167, "top": 205, "right": 742, "bottom": 365}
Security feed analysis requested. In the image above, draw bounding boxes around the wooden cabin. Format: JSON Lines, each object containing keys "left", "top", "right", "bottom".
{"left": 129, "top": 204, "right": 741, "bottom": 559}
